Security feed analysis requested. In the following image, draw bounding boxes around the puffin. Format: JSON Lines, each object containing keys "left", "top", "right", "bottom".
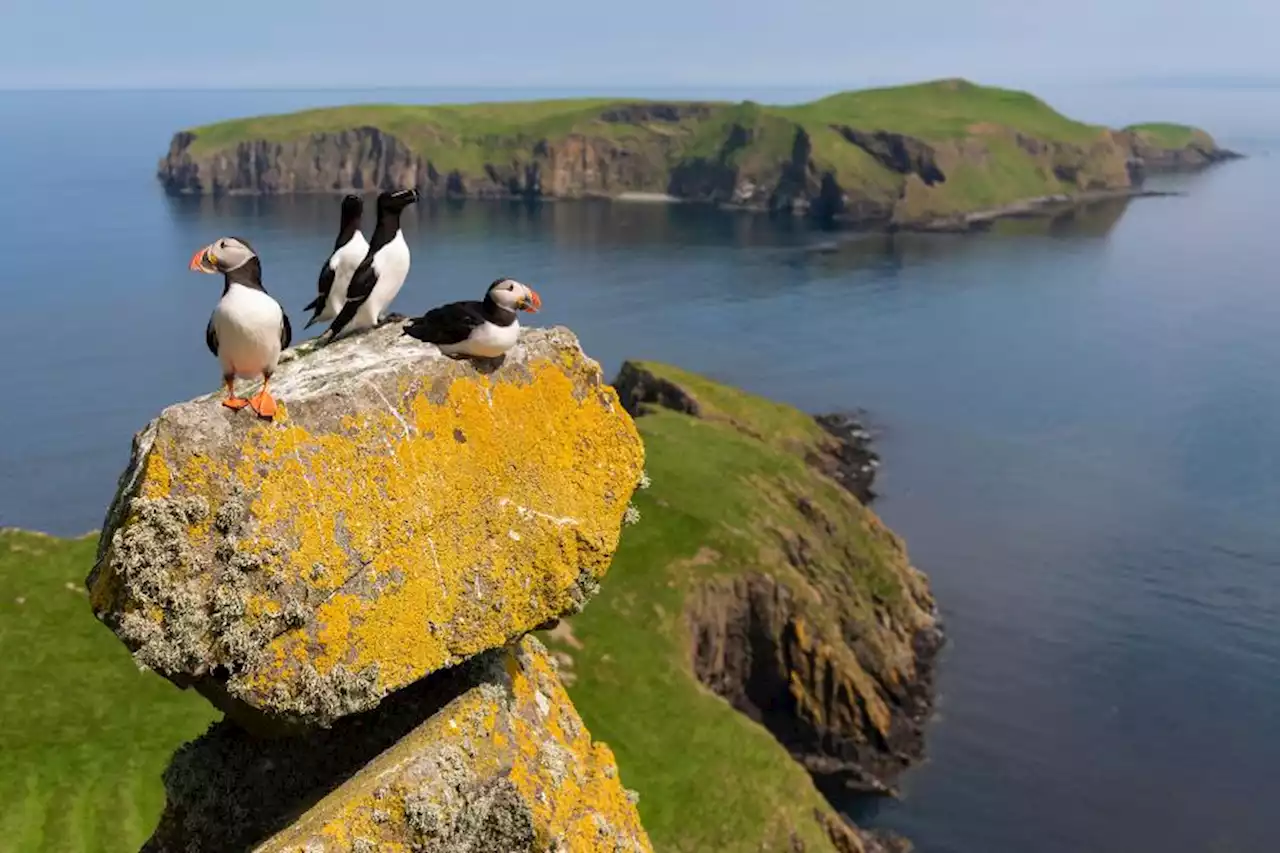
{"left": 189, "top": 237, "right": 292, "bottom": 419}
{"left": 404, "top": 278, "right": 542, "bottom": 358}
{"left": 319, "top": 188, "right": 418, "bottom": 342}
{"left": 303, "top": 194, "right": 368, "bottom": 329}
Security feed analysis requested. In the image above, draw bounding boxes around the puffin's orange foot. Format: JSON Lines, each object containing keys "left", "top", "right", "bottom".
{"left": 248, "top": 391, "right": 278, "bottom": 419}
{"left": 222, "top": 397, "right": 251, "bottom": 410}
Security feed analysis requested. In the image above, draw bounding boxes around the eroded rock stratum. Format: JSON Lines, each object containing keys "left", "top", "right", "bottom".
{"left": 86, "top": 322, "right": 652, "bottom": 851}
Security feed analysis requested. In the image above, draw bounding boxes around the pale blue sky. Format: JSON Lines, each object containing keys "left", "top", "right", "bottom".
{"left": 2, "top": 0, "right": 1275, "bottom": 89}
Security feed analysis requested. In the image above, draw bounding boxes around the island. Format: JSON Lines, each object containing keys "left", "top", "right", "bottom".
{"left": 158, "top": 78, "right": 1238, "bottom": 230}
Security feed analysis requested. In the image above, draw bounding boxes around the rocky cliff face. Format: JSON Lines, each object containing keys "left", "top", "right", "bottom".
{"left": 87, "top": 323, "right": 652, "bottom": 851}
{"left": 159, "top": 127, "right": 425, "bottom": 196}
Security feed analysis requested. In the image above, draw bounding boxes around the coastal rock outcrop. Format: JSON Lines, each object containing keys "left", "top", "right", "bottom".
{"left": 89, "top": 324, "right": 644, "bottom": 729}
{"left": 90, "top": 322, "right": 645, "bottom": 727}
{"left": 87, "top": 322, "right": 651, "bottom": 850}
{"left": 1122, "top": 126, "right": 1242, "bottom": 174}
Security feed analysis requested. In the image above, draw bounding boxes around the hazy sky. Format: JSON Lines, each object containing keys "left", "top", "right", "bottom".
{"left": 1, "top": 0, "right": 1274, "bottom": 89}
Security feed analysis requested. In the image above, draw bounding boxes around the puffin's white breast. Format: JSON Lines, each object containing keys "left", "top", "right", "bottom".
{"left": 212, "top": 283, "right": 284, "bottom": 377}
{"left": 441, "top": 319, "right": 520, "bottom": 358}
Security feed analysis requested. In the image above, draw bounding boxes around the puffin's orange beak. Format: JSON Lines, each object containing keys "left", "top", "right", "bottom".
{"left": 522, "top": 288, "right": 542, "bottom": 313}
{"left": 189, "top": 246, "right": 216, "bottom": 273}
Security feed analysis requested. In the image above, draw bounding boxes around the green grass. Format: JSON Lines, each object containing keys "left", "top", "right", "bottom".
{"left": 0, "top": 531, "right": 218, "bottom": 853}
{"left": 544, "top": 364, "right": 926, "bottom": 852}
{"left": 187, "top": 78, "right": 1107, "bottom": 154}
{"left": 1125, "top": 122, "right": 1208, "bottom": 148}
{"left": 782, "top": 77, "right": 1104, "bottom": 144}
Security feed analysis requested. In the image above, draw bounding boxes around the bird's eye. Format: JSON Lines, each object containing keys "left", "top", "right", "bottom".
{"left": 219, "top": 240, "right": 227, "bottom": 249}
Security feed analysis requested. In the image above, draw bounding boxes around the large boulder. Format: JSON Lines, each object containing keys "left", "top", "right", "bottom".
{"left": 87, "top": 323, "right": 645, "bottom": 728}
{"left": 144, "top": 637, "right": 653, "bottom": 853}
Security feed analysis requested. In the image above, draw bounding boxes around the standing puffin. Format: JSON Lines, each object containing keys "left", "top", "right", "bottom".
{"left": 189, "top": 237, "right": 292, "bottom": 419}
{"left": 303, "top": 194, "right": 368, "bottom": 328}
{"left": 320, "top": 188, "right": 418, "bottom": 342}
{"left": 404, "top": 278, "right": 541, "bottom": 358}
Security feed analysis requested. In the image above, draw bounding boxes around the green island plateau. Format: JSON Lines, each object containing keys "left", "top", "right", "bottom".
{"left": 159, "top": 78, "right": 1237, "bottom": 230}
{"left": 3, "top": 350, "right": 936, "bottom": 853}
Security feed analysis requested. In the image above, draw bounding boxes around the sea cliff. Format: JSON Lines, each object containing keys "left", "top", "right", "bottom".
{"left": 157, "top": 79, "right": 1238, "bottom": 229}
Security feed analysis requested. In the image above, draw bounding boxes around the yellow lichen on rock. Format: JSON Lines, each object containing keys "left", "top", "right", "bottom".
{"left": 235, "top": 638, "right": 652, "bottom": 853}
{"left": 87, "top": 324, "right": 645, "bottom": 727}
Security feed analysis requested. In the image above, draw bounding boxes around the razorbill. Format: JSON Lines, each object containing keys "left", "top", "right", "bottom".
{"left": 303, "top": 194, "right": 368, "bottom": 328}
{"left": 404, "top": 278, "right": 542, "bottom": 358}
{"left": 319, "top": 188, "right": 418, "bottom": 342}
{"left": 189, "top": 237, "right": 292, "bottom": 419}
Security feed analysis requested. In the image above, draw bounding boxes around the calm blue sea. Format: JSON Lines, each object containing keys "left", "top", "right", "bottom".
{"left": 0, "top": 84, "right": 1276, "bottom": 853}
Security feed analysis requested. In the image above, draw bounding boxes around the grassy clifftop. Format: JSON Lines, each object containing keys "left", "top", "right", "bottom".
{"left": 159, "top": 79, "right": 1235, "bottom": 228}
{"left": 186, "top": 80, "right": 1103, "bottom": 154}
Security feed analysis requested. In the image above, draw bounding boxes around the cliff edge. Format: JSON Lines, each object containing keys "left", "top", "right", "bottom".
{"left": 86, "top": 323, "right": 653, "bottom": 851}
{"left": 539, "top": 361, "right": 941, "bottom": 852}
{"left": 156, "top": 78, "right": 1239, "bottom": 229}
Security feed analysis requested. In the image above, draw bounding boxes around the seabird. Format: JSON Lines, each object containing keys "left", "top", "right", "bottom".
{"left": 303, "top": 194, "right": 368, "bottom": 328}
{"left": 319, "top": 188, "right": 418, "bottom": 342}
{"left": 404, "top": 278, "right": 542, "bottom": 358}
{"left": 189, "top": 237, "right": 292, "bottom": 419}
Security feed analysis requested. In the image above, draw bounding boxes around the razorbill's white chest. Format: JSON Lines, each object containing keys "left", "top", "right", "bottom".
{"left": 305, "top": 194, "right": 369, "bottom": 328}
{"left": 321, "top": 188, "right": 418, "bottom": 342}
{"left": 190, "top": 236, "right": 292, "bottom": 419}
{"left": 404, "top": 278, "right": 542, "bottom": 358}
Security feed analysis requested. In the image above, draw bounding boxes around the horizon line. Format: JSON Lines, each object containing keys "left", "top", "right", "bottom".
{"left": 3, "top": 74, "right": 1280, "bottom": 95}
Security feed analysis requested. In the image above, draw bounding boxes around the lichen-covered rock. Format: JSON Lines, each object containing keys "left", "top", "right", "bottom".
{"left": 144, "top": 637, "right": 652, "bottom": 853}
{"left": 87, "top": 324, "right": 644, "bottom": 727}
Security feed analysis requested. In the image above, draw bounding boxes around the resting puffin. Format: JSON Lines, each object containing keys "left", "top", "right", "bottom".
{"left": 189, "top": 237, "right": 292, "bottom": 419}
{"left": 404, "top": 278, "right": 541, "bottom": 358}
{"left": 303, "top": 194, "right": 368, "bottom": 328}
{"left": 320, "top": 188, "right": 418, "bottom": 342}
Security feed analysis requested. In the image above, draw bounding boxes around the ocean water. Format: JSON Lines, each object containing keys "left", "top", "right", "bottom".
{"left": 1, "top": 85, "right": 1277, "bottom": 852}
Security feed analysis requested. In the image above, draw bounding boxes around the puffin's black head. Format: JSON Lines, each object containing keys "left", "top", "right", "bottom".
{"left": 340, "top": 194, "right": 363, "bottom": 223}
{"left": 190, "top": 236, "right": 258, "bottom": 274}
{"left": 377, "top": 188, "right": 419, "bottom": 213}
{"left": 487, "top": 277, "right": 542, "bottom": 313}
